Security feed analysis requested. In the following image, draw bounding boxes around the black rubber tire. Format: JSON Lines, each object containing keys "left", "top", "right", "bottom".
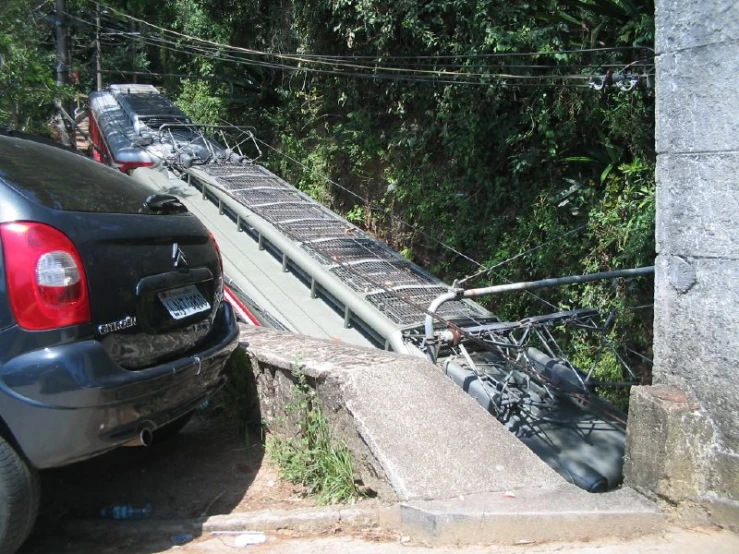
{"left": 154, "top": 411, "right": 195, "bottom": 442}
{"left": 0, "top": 436, "right": 40, "bottom": 554}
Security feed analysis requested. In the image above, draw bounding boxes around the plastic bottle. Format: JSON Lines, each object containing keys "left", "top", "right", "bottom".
{"left": 100, "top": 503, "right": 152, "bottom": 520}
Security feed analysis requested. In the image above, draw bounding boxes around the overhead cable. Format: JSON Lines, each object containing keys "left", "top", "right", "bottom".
{"left": 80, "top": 2, "right": 652, "bottom": 85}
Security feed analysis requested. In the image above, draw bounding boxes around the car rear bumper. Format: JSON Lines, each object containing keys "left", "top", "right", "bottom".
{"left": 0, "top": 302, "right": 239, "bottom": 469}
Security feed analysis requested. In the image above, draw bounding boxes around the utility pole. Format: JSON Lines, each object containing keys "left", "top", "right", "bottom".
{"left": 96, "top": 2, "right": 102, "bottom": 91}
{"left": 55, "top": 0, "right": 68, "bottom": 89}
{"left": 54, "top": 0, "right": 75, "bottom": 147}
{"left": 131, "top": 20, "right": 138, "bottom": 84}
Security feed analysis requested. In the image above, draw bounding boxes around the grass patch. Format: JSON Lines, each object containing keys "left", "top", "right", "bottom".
{"left": 266, "top": 372, "right": 361, "bottom": 505}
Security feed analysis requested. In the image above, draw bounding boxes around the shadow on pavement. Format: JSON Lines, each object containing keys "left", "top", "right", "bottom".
{"left": 18, "top": 407, "right": 264, "bottom": 554}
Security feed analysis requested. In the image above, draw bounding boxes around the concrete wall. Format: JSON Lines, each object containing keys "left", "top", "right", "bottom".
{"left": 238, "top": 325, "right": 565, "bottom": 503}
{"left": 241, "top": 325, "right": 666, "bottom": 544}
{"left": 624, "top": 0, "right": 739, "bottom": 528}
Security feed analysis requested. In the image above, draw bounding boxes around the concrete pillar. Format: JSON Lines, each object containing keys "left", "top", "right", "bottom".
{"left": 624, "top": 0, "right": 739, "bottom": 529}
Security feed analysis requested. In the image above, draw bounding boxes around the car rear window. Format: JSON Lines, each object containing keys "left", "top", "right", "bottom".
{"left": 0, "top": 135, "right": 165, "bottom": 214}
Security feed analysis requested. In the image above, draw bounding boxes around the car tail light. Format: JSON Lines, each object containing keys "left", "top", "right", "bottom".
{"left": 0, "top": 222, "right": 91, "bottom": 330}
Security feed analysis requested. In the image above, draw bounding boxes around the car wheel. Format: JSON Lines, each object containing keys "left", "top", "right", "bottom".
{"left": 0, "top": 436, "right": 40, "bottom": 554}
{"left": 154, "top": 411, "right": 195, "bottom": 442}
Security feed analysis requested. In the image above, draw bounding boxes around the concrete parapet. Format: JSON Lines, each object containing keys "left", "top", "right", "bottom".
{"left": 624, "top": 385, "right": 739, "bottom": 530}
{"left": 238, "top": 325, "right": 563, "bottom": 502}
{"left": 239, "top": 325, "right": 667, "bottom": 543}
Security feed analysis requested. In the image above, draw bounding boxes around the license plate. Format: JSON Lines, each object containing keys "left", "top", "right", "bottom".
{"left": 158, "top": 285, "right": 210, "bottom": 320}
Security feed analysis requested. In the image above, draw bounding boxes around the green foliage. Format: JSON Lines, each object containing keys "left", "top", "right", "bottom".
{"left": 345, "top": 204, "right": 365, "bottom": 224}
{"left": 0, "top": 1, "right": 60, "bottom": 132}
{"left": 175, "top": 80, "right": 229, "bottom": 124}
{"left": 267, "top": 372, "right": 361, "bottom": 505}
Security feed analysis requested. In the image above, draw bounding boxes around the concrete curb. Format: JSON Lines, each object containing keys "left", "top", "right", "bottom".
{"left": 62, "top": 486, "right": 666, "bottom": 546}
{"left": 400, "top": 486, "right": 665, "bottom": 545}
{"left": 201, "top": 504, "right": 381, "bottom": 533}
{"left": 62, "top": 504, "right": 383, "bottom": 539}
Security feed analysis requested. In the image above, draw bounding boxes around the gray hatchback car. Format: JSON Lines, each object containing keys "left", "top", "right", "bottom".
{"left": 0, "top": 132, "right": 239, "bottom": 553}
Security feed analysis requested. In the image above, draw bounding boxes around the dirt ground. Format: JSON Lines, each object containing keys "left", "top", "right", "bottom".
{"left": 129, "top": 527, "right": 739, "bottom": 554}
{"left": 162, "top": 527, "right": 739, "bottom": 554}
{"left": 18, "top": 407, "right": 317, "bottom": 553}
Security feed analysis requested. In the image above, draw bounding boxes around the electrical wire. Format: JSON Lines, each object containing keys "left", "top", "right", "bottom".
{"left": 95, "top": 29, "right": 607, "bottom": 84}
{"left": 94, "top": 1, "right": 653, "bottom": 62}
{"left": 91, "top": 37, "right": 645, "bottom": 88}
{"left": 282, "top": 45, "right": 655, "bottom": 60}
{"left": 456, "top": 225, "right": 588, "bottom": 287}
{"left": 87, "top": 9, "right": 648, "bottom": 89}
{"left": 250, "top": 135, "right": 572, "bottom": 312}
{"left": 67, "top": 3, "right": 654, "bottom": 86}
{"left": 56, "top": 9, "right": 653, "bottom": 94}
{"left": 250, "top": 135, "right": 485, "bottom": 270}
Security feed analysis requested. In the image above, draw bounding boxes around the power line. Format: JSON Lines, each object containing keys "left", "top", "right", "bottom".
{"left": 278, "top": 45, "right": 655, "bottom": 60}
{"left": 95, "top": 1, "right": 652, "bottom": 62}
{"left": 75, "top": 19, "right": 600, "bottom": 87}
{"left": 456, "top": 225, "right": 588, "bottom": 287}
{"left": 95, "top": 20, "right": 647, "bottom": 75}
{"left": 81, "top": 2, "right": 652, "bottom": 84}
{"left": 61, "top": 5, "right": 653, "bottom": 90}
{"left": 95, "top": 34, "right": 642, "bottom": 88}
{"left": 250, "top": 135, "right": 486, "bottom": 270}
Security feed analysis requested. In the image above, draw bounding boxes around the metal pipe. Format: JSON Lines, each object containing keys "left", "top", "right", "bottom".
{"left": 461, "top": 267, "right": 654, "bottom": 299}
{"left": 424, "top": 290, "right": 458, "bottom": 362}
{"left": 424, "top": 266, "right": 654, "bottom": 362}
{"left": 123, "top": 425, "right": 154, "bottom": 447}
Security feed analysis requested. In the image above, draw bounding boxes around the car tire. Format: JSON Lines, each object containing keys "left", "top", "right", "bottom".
{"left": 0, "top": 436, "right": 40, "bottom": 554}
{"left": 154, "top": 411, "right": 195, "bottom": 442}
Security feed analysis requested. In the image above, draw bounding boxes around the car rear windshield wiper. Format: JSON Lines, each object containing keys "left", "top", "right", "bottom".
{"left": 143, "top": 194, "right": 188, "bottom": 214}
